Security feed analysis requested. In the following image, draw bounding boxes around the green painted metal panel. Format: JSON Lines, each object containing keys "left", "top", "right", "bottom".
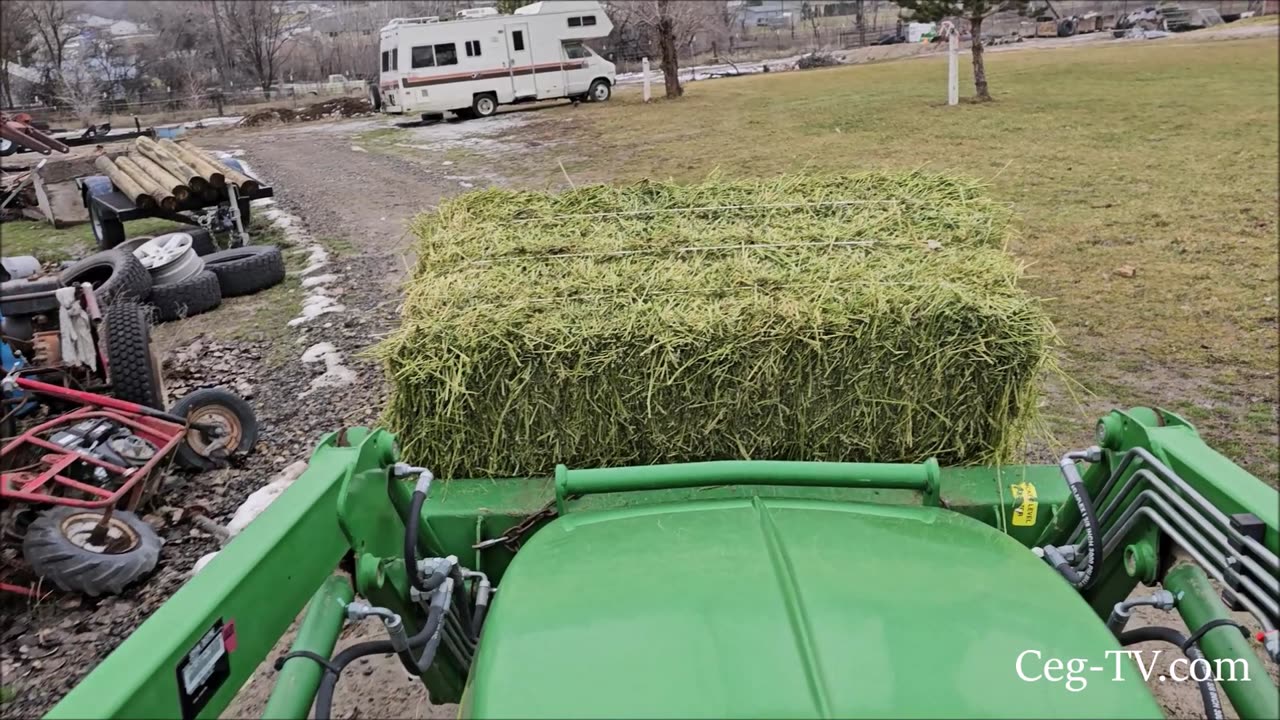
{"left": 464, "top": 496, "right": 1163, "bottom": 719}
{"left": 45, "top": 428, "right": 392, "bottom": 720}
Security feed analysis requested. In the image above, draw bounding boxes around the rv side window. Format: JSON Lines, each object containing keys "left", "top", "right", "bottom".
{"left": 512, "top": 30, "right": 524, "bottom": 51}
{"left": 412, "top": 45, "right": 435, "bottom": 68}
{"left": 434, "top": 43, "right": 457, "bottom": 66}
{"left": 465, "top": 40, "right": 482, "bottom": 57}
{"left": 392, "top": 48, "right": 398, "bottom": 70}
{"left": 582, "top": 15, "right": 597, "bottom": 26}
{"left": 381, "top": 51, "right": 389, "bottom": 72}
{"left": 564, "top": 42, "right": 589, "bottom": 60}
{"left": 568, "top": 16, "right": 581, "bottom": 27}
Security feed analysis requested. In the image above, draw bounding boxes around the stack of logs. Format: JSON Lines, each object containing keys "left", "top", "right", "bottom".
{"left": 93, "top": 137, "right": 259, "bottom": 212}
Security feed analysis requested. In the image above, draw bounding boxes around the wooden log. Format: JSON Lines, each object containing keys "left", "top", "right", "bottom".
{"left": 201, "top": 185, "right": 220, "bottom": 204}
{"left": 95, "top": 155, "right": 155, "bottom": 210}
{"left": 176, "top": 140, "right": 260, "bottom": 195}
{"left": 115, "top": 156, "right": 178, "bottom": 211}
{"left": 130, "top": 153, "right": 191, "bottom": 202}
{"left": 135, "top": 136, "right": 209, "bottom": 193}
{"left": 159, "top": 138, "right": 225, "bottom": 188}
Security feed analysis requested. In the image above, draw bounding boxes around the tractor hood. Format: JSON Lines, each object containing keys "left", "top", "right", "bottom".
{"left": 463, "top": 497, "right": 1163, "bottom": 719}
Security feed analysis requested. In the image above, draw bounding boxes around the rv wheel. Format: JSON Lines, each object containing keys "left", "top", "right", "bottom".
{"left": 472, "top": 93, "right": 497, "bottom": 118}
{"left": 588, "top": 79, "right": 612, "bottom": 102}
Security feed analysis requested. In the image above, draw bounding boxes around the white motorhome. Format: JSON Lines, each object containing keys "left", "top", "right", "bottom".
{"left": 373, "top": 1, "right": 616, "bottom": 120}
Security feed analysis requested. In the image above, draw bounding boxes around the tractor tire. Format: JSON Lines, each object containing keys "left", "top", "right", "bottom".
{"left": 103, "top": 301, "right": 166, "bottom": 410}
{"left": 171, "top": 387, "right": 259, "bottom": 470}
{"left": 60, "top": 249, "right": 151, "bottom": 306}
{"left": 22, "top": 507, "right": 162, "bottom": 596}
{"left": 148, "top": 270, "right": 221, "bottom": 322}
{"left": 201, "top": 245, "right": 286, "bottom": 297}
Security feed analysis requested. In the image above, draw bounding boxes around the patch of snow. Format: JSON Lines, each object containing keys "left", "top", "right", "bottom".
{"left": 302, "top": 273, "right": 337, "bottom": 288}
{"left": 351, "top": 145, "right": 367, "bottom": 152}
{"left": 301, "top": 341, "right": 338, "bottom": 363}
{"left": 290, "top": 293, "right": 345, "bottom": 326}
{"left": 191, "top": 461, "right": 309, "bottom": 576}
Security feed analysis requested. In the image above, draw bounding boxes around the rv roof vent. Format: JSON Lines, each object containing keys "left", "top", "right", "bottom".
{"left": 457, "top": 7, "right": 499, "bottom": 18}
{"left": 385, "top": 16, "right": 441, "bottom": 28}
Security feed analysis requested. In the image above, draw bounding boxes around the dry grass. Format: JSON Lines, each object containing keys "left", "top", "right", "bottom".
{"left": 501, "top": 35, "right": 1278, "bottom": 480}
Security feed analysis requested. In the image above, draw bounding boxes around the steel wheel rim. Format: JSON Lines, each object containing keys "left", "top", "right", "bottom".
{"left": 478, "top": 97, "right": 495, "bottom": 115}
{"left": 186, "top": 405, "right": 242, "bottom": 457}
{"left": 593, "top": 84, "right": 609, "bottom": 100}
{"left": 60, "top": 513, "right": 140, "bottom": 554}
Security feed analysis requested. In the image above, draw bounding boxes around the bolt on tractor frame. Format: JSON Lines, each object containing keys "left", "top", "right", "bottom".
{"left": 48, "top": 408, "right": 1278, "bottom": 719}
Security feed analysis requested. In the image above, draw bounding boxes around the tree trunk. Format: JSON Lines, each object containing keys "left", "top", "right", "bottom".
{"left": 969, "top": 15, "right": 991, "bottom": 101}
{"left": 657, "top": 0, "right": 682, "bottom": 98}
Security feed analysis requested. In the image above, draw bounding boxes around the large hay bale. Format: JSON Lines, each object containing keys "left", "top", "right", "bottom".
{"left": 377, "top": 172, "right": 1055, "bottom": 479}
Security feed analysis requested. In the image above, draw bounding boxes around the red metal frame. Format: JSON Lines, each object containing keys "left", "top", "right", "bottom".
{"left": 1, "top": 377, "right": 186, "bottom": 511}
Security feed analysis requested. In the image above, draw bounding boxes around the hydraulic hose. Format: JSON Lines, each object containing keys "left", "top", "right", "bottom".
{"left": 1119, "top": 627, "right": 1224, "bottom": 720}
{"left": 314, "top": 602, "right": 446, "bottom": 720}
{"left": 396, "top": 466, "right": 445, "bottom": 592}
{"left": 1059, "top": 453, "right": 1102, "bottom": 589}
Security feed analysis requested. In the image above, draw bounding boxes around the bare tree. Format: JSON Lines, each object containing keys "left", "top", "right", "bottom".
{"left": 897, "top": 0, "right": 1031, "bottom": 101}
{"left": 218, "top": 0, "right": 307, "bottom": 99}
{"left": 606, "top": 1, "right": 721, "bottom": 99}
{"left": 1, "top": 1, "right": 36, "bottom": 106}
{"left": 57, "top": 51, "right": 101, "bottom": 125}
{"left": 25, "top": 0, "right": 81, "bottom": 97}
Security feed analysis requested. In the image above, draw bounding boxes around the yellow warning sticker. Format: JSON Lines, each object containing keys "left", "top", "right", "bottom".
{"left": 1011, "top": 482, "right": 1038, "bottom": 527}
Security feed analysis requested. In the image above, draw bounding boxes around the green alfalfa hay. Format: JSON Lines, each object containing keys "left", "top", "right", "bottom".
{"left": 376, "top": 172, "right": 1056, "bottom": 479}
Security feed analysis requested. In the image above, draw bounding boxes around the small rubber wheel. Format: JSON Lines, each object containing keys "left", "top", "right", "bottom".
{"left": 90, "top": 201, "right": 126, "bottom": 250}
{"left": 588, "top": 79, "right": 611, "bottom": 102}
{"left": 472, "top": 94, "right": 497, "bottom": 118}
{"left": 22, "top": 507, "right": 161, "bottom": 596}
{"left": 103, "top": 301, "right": 167, "bottom": 410}
{"left": 202, "top": 245, "right": 286, "bottom": 297}
{"left": 60, "top": 249, "right": 151, "bottom": 306}
{"left": 148, "top": 270, "right": 222, "bottom": 322}
{"left": 171, "top": 387, "right": 259, "bottom": 470}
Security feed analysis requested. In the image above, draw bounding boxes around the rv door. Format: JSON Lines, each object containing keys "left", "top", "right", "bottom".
{"left": 505, "top": 22, "right": 536, "bottom": 99}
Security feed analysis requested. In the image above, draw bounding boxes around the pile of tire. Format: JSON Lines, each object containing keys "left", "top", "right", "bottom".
{"left": 59, "top": 225, "right": 286, "bottom": 322}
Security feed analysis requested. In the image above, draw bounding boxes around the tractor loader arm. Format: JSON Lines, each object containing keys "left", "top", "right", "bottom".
{"left": 46, "top": 409, "right": 1278, "bottom": 720}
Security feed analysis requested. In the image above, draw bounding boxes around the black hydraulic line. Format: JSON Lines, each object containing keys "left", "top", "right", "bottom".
{"left": 395, "top": 467, "right": 446, "bottom": 593}
{"left": 315, "top": 603, "right": 446, "bottom": 720}
{"left": 1059, "top": 455, "right": 1102, "bottom": 589}
{"left": 1120, "top": 627, "right": 1224, "bottom": 720}
{"left": 448, "top": 564, "right": 475, "bottom": 639}
{"left": 1182, "top": 618, "right": 1248, "bottom": 651}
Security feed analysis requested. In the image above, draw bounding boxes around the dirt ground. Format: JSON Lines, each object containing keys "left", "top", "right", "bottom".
{"left": 1, "top": 23, "right": 1276, "bottom": 719}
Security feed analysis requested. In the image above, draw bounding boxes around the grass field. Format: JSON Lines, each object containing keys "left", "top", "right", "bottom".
{"left": 516, "top": 35, "right": 1279, "bottom": 480}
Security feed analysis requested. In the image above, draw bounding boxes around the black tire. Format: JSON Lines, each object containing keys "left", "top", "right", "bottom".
{"left": 103, "top": 301, "right": 166, "bottom": 410}
{"left": 23, "top": 507, "right": 161, "bottom": 596}
{"left": 471, "top": 93, "right": 498, "bottom": 118}
{"left": 201, "top": 245, "right": 285, "bottom": 297}
{"left": 59, "top": 249, "right": 151, "bottom": 306}
{"left": 453, "top": 108, "right": 476, "bottom": 121}
{"left": 89, "top": 201, "right": 126, "bottom": 250}
{"left": 1, "top": 277, "right": 61, "bottom": 316}
{"left": 171, "top": 387, "right": 259, "bottom": 470}
{"left": 588, "top": 78, "right": 612, "bottom": 102}
{"left": 1057, "top": 18, "right": 1078, "bottom": 37}
{"left": 369, "top": 83, "right": 383, "bottom": 111}
{"left": 148, "top": 270, "right": 221, "bottom": 322}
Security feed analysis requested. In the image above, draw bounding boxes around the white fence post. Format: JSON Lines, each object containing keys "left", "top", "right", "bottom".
{"left": 642, "top": 57, "right": 652, "bottom": 102}
{"left": 946, "top": 24, "right": 959, "bottom": 106}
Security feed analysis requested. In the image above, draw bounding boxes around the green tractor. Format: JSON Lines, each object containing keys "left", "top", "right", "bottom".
{"left": 50, "top": 408, "right": 1277, "bottom": 719}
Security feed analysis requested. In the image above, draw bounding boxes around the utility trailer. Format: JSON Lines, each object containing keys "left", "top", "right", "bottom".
{"left": 77, "top": 157, "right": 272, "bottom": 250}
{"left": 372, "top": 0, "right": 617, "bottom": 121}
{"left": 48, "top": 407, "right": 1279, "bottom": 719}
